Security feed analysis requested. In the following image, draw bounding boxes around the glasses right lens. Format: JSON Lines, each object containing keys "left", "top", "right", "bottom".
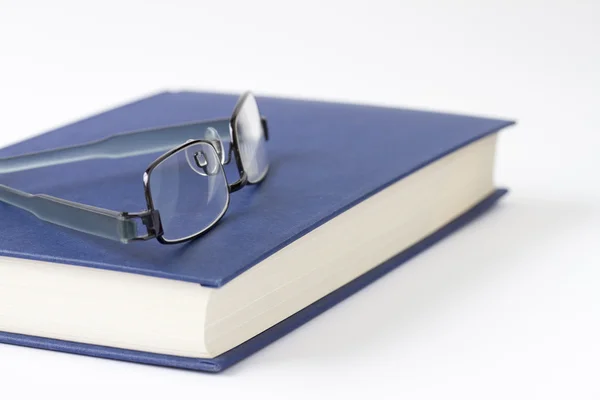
{"left": 148, "top": 142, "right": 229, "bottom": 242}
{"left": 234, "top": 93, "right": 269, "bottom": 184}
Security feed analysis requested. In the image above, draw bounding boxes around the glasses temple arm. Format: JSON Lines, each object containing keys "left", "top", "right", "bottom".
{"left": 0, "top": 119, "right": 232, "bottom": 174}
{"left": 0, "top": 184, "right": 159, "bottom": 243}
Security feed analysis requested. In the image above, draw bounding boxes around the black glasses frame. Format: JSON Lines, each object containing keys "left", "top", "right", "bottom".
{"left": 0, "top": 92, "right": 270, "bottom": 245}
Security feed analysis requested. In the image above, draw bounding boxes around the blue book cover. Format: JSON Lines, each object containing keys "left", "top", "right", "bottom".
{"left": 0, "top": 92, "right": 513, "bottom": 371}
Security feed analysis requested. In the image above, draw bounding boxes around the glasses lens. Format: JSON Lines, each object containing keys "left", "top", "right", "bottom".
{"left": 148, "top": 142, "right": 229, "bottom": 242}
{"left": 234, "top": 93, "right": 269, "bottom": 183}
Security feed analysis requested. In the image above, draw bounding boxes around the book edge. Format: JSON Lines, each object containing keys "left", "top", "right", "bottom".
{"left": 0, "top": 188, "right": 507, "bottom": 372}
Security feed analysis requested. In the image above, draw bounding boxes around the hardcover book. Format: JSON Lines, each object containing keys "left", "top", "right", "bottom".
{"left": 0, "top": 91, "right": 514, "bottom": 372}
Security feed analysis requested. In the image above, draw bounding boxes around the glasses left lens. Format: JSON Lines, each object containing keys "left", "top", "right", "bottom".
{"left": 148, "top": 142, "right": 229, "bottom": 242}
{"left": 234, "top": 93, "right": 269, "bottom": 184}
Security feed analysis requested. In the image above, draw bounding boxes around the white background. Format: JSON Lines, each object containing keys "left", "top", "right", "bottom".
{"left": 1, "top": 0, "right": 599, "bottom": 398}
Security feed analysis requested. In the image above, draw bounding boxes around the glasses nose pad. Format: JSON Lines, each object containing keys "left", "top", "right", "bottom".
{"left": 203, "top": 127, "right": 226, "bottom": 164}
{"left": 185, "top": 145, "right": 220, "bottom": 177}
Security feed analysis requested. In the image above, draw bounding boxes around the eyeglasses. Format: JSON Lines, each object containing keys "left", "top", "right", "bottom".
{"left": 0, "top": 92, "right": 270, "bottom": 244}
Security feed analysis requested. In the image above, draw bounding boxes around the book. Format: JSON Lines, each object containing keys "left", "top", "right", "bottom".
{"left": 0, "top": 91, "right": 514, "bottom": 372}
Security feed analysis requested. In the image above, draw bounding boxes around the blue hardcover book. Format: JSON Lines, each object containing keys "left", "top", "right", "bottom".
{"left": 0, "top": 92, "right": 513, "bottom": 372}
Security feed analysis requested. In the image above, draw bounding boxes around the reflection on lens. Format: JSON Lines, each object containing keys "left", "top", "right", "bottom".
{"left": 235, "top": 93, "right": 269, "bottom": 183}
{"left": 149, "top": 142, "right": 229, "bottom": 242}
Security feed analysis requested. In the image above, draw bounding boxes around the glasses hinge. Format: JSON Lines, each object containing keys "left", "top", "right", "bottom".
{"left": 122, "top": 210, "right": 163, "bottom": 241}
{"left": 261, "top": 116, "right": 270, "bottom": 141}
